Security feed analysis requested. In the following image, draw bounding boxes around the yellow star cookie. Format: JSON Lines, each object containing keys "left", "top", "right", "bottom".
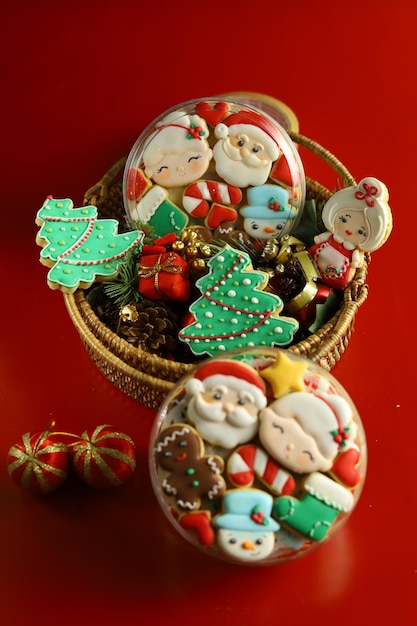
{"left": 260, "top": 352, "right": 308, "bottom": 398}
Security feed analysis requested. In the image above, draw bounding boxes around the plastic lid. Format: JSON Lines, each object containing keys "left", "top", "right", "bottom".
{"left": 123, "top": 97, "right": 305, "bottom": 241}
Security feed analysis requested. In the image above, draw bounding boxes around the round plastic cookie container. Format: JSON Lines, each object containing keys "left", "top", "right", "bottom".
{"left": 149, "top": 348, "right": 366, "bottom": 565}
{"left": 123, "top": 96, "right": 306, "bottom": 238}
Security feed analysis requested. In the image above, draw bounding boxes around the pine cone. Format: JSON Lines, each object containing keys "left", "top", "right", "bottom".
{"left": 88, "top": 285, "right": 121, "bottom": 329}
{"left": 117, "top": 300, "right": 179, "bottom": 355}
{"left": 271, "top": 257, "right": 306, "bottom": 302}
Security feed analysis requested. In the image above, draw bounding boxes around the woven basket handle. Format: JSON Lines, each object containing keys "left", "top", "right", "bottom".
{"left": 289, "top": 131, "right": 357, "bottom": 188}
{"left": 83, "top": 157, "right": 127, "bottom": 205}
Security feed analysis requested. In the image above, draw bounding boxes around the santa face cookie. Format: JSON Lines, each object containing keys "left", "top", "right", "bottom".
{"left": 150, "top": 348, "right": 367, "bottom": 566}
{"left": 123, "top": 97, "right": 305, "bottom": 241}
{"left": 184, "top": 360, "right": 267, "bottom": 449}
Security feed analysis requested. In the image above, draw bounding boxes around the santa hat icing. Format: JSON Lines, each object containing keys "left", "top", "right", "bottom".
{"left": 270, "top": 391, "right": 357, "bottom": 461}
{"left": 185, "top": 360, "right": 267, "bottom": 409}
{"left": 214, "top": 111, "right": 280, "bottom": 161}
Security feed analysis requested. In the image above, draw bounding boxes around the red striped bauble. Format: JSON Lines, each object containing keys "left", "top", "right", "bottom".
{"left": 7, "top": 431, "right": 69, "bottom": 495}
{"left": 70, "top": 425, "right": 136, "bottom": 489}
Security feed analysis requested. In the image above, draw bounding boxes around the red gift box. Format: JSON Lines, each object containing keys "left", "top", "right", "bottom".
{"left": 138, "top": 239, "right": 190, "bottom": 302}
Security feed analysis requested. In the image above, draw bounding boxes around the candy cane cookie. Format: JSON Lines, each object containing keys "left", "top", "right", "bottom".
{"left": 182, "top": 180, "right": 242, "bottom": 218}
{"left": 227, "top": 444, "right": 296, "bottom": 495}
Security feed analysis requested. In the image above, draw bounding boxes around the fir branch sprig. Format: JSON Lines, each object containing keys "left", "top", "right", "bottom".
{"left": 103, "top": 249, "right": 142, "bottom": 306}
{"left": 210, "top": 236, "right": 266, "bottom": 265}
{"left": 126, "top": 219, "right": 156, "bottom": 245}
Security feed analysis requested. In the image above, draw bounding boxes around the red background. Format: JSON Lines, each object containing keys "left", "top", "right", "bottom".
{"left": 1, "top": 1, "right": 415, "bottom": 624}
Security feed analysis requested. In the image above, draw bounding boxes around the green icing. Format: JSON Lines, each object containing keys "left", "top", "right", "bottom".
{"left": 36, "top": 197, "right": 143, "bottom": 291}
{"left": 179, "top": 245, "right": 298, "bottom": 356}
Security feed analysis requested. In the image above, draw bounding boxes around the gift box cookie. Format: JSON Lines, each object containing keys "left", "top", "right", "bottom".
{"left": 149, "top": 348, "right": 367, "bottom": 565}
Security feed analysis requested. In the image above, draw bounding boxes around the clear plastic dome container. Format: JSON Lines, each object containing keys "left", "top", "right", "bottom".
{"left": 123, "top": 97, "right": 305, "bottom": 242}
{"left": 149, "top": 348, "right": 367, "bottom": 566}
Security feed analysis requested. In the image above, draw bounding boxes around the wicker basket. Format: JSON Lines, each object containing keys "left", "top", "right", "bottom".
{"left": 63, "top": 131, "right": 369, "bottom": 409}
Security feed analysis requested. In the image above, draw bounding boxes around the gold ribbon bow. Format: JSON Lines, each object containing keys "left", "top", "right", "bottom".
{"left": 138, "top": 253, "right": 184, "bottom": 298}
{"left": 138, "top": 253, "right": 184, "bottom": 279}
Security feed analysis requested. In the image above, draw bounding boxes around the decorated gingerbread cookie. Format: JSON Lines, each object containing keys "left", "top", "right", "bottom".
{"left": 150, "top": 348, "right": 367, "bottom": 565}
{"left": 153, "top": 423, "right": 226, "bottom": 511}
{"left": 36, "top": 197, "right": 143, "bottom": 292}
{"left": 178, "top": 245, "right": 299, "bottom": 356}
{"left": 184, "top": 359, "right": 267, "bottom": 449}
{"left": 308, "top": 177, "right": 393, "bottom": 290}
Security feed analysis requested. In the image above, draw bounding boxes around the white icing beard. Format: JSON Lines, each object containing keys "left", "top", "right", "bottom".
{"left": 213, "top": 140, "right": 272, "bottom": 187}
{"left": 187, "top": 395, "right": 258, "bottom": 449}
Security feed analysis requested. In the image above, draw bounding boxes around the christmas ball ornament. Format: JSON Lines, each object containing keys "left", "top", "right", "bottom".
{"left": 7, "top": 430, "right": 69, "bottom": 495}
{"left": 150, "top": 348, "right": 367, "bottom": 566}
{"left": 70, "top": 425, "right": 136, "bottom": 489}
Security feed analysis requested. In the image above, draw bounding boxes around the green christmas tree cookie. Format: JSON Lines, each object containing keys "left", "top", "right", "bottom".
{"left": 36, "top": 197, "right": 143, "bottom": 292}
{"left": 179, "top": 245, "right": 299, "bottom": 356}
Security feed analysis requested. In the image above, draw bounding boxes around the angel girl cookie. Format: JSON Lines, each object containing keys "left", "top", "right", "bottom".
{"left": 308, "top": 177, "right": 393, "bottom": 290}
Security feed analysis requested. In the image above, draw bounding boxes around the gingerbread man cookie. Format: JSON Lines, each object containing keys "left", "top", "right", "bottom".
{"left": 153, "top": 424, "right": 226, "bottom": 511}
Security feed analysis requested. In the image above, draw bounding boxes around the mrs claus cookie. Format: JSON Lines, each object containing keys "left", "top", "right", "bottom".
{"left": 308, "top": 177, "right": 393, "bottom": 290}
{"left": 149, "top": 348, "right": 367, "bottom": 565}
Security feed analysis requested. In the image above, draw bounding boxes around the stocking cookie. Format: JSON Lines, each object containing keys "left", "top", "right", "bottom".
{"left": 273, "top": 472, "right": 354, "bottom": 541}
{"left": 153, "top": 424, "right": 226, "bottom": 511}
